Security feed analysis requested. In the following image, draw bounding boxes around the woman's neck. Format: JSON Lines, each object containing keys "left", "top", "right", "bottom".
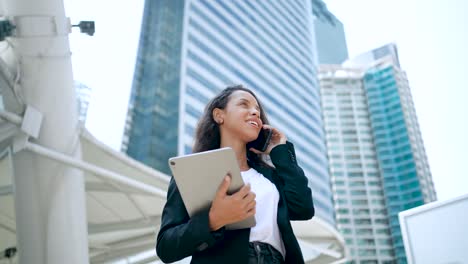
{"left": 220, "top": 138, "right": 250, "bottom": 171}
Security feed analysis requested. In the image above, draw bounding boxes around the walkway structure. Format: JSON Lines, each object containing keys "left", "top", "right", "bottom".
{"left": 0, "top": 122, "right": 348, "bottom": 263}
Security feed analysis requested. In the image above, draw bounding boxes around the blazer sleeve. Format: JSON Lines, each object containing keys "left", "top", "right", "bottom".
{"left": 156, "top": 177, "right": 225, "bottom": 263}
{"left": 269, "top": 141, "right": 315, "bottom": 220}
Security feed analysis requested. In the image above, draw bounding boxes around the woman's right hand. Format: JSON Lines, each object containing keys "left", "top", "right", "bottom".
{"left": 208, "top": 175, "right": 256, "bottom": 231}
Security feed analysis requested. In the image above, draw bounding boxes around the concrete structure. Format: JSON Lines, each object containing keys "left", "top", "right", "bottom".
{"left": 1, "top": 0, "right": 89, "bottom": 263}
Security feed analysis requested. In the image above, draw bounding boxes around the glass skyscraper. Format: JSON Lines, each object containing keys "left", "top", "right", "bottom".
{"left": 363, "top": 60, "right": 436, "bottom": 263}
{"left": 312, "top": 0, "right": 349, "bottom": 64}
{"left": 122, "top": 0, "right": 185, "bottom": 175}
{"left": 320, "top": 44, "right": 436, "bottom": 264}
{"left": 123, "top": 0, "right": 335, "bottom": 224}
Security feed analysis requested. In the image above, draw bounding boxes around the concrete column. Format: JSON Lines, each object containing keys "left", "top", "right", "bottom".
{"left": 3, "top": 0, "right": 89, "bottom": 263}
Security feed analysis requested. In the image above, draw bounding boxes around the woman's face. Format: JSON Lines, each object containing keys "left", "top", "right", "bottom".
{"left": 216, "top": 90, "right": 263, "bottom": 143}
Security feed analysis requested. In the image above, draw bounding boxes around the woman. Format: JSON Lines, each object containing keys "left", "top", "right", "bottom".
{"left": 156, "top": 85, "right": 314, "bottom": 264}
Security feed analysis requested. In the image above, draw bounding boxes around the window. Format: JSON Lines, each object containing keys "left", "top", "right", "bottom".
{"left": 374, "top": 219, "right": 389, "bottom": 225}
{"left": 379, "top": 249, "right": 394, "bottom": 256}
{"left": 333, "top": 171, "right": 344, "bottom": 176}
{"left": 345, "top": 154, "right": 360, "bottom": 160}
{"left": 332, "top": 163, "right": 343, "bottom": 168}
{"left": 352, "top": 200, "right": 367, "bottom": 206}
{"left": 358, "top": 249, "right": 376, "bottom": 257}
{"left": 349, "top": 172, "right": 363, "bottom": 178}
{"left": 356, "top": 229, "right": 372, "bottom": 235}
{"left": 343, "top": 129, "right": 357, "bottom": 135}
{"left": 336, "top": 189, "right": 346, "bottom": 195}
{"left": 345, "top": 146, "right": 359, "bottom": 151}
{"left": 339, "top": 107, "right": 353, "bottom": 112}
{"left": 361, "top": 261, "right": 378, "bottom": 264}
{"left": 335, "top": 181, "right": 345, "bottom": 186}
{"left": 371, "top": 199, "right": 385, "bottom": 205}
{"left": 357, "top": 239, "right": 375, "bottom": 246}
{"left": 353, "top": 209, "right": 370, "bottom": 215}
{"left": 355, "top": 219, "right": 371, "bottom": 225}
{"left": 338, "top": 208, "right": 349, "bottom": 214}
{"left": 336, "top": 199, "right": 347, "bottom": 205}
{"left": 349, "top": 181, "right": 365, "bottom": 187}
{"left": 351, "top": 190, "right": 366, "bottom": 196}
{"left": 347, "top": 163, "right": 362, "bottom": 169}
{"left": 368, "top": 181, "right": 380, "bottom": 187}
{"left": 338, "top": 218, "right": 350, "bottom": 224}
{"left": 376, "top": 229, "right": 390, "bottom": 235}
{"left": 378, "top": 239, "right": 392, "bottom": 246}
{"left": 341, "top": 228, "right": 352, "bottom": 235}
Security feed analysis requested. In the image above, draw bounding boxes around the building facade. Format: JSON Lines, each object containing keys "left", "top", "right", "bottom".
{"left": 320, "top": 45, "right": 436, "bottom": 263}
{"left": 312, "top": 0, "right": 349, "bottom": 64}
{"left": 363, "top": 59, "right": 436, "bottom": 263}
{"left": 320, "top": 65, "right": 397, "bottom": 263}
{"left": 122, "top": 0, "right": 185, "bottom": 174}
{"left": 123, "top": 0, "right": 336, "bottom": 224}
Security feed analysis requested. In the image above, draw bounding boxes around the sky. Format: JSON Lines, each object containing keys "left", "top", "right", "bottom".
{"left": 65, "top": 0, "right": 468, "bottom": 202}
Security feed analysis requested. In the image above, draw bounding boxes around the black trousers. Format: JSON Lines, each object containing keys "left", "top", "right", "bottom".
{"left": 247, "top": 242, "right": 285, "bottom": 264}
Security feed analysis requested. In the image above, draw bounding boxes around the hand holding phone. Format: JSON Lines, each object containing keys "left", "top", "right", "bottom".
{"left": 247, "top": 128, "right": 272, "bottom": 152}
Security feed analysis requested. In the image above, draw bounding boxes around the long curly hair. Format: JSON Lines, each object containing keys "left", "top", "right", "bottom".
{"left": 192, "top": 85, "right": 271, "bottom": 168}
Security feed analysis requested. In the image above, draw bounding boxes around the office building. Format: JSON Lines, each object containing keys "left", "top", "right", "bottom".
{"left": 320, "top": 44, "right": 436, "bottom": 263}
{"left": 312, "top": 0, "right": 349, "bottom": 64}
{"left": 122, "top": 0, "right": 185, "bottom": 173}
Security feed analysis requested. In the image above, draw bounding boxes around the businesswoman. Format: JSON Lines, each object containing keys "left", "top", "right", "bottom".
{"left": 156, "top": 85, "right": 314, "bottom": 264}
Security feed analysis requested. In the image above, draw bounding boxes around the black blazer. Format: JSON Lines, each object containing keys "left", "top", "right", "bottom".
{"left": 156, "top": 142, "right": 314, "bottom": 264}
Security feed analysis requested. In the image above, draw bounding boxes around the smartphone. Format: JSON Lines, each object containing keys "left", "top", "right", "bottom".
{"left": 247, "top": 128, "right": 272, "bottom": 152}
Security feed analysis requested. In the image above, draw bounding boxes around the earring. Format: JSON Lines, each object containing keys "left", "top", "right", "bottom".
{"left": 217, "top": 119, "right": 224, "bottom": 125}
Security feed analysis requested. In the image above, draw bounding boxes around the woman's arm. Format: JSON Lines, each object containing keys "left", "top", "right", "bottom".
{"left": 156, "top": 177, "right": 225, "bottom": 263}
{"left": 269, "top": 141, "right": 315, "bottom": 220}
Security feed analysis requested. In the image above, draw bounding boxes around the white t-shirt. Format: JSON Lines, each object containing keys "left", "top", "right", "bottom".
{"left": 241, "top": 168, "right": 285, "bottom": 258}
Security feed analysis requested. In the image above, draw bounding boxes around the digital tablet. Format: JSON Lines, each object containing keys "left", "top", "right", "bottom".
{"left": 168, "top": 147, "right": 256, "bottom": 230}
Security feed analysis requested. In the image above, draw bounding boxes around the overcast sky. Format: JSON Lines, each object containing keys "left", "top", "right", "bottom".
{"left": 65, "top": 0, "right": 468, "bottom": 202}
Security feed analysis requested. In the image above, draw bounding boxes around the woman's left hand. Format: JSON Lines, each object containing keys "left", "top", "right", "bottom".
{"left": 249, "top": 124, "right": 287, "bottom": 155}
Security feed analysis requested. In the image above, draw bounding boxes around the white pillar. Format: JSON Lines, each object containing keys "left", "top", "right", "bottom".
{"left": 3, "top": 0, "right": 89, "bottom": 263}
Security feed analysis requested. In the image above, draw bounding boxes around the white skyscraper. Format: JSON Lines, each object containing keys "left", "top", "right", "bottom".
{"left": 320, "top": 44, "right": 436, "bottom": 263}
{"left": 320, "top": 65, "right": 395, "bottom": 263}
